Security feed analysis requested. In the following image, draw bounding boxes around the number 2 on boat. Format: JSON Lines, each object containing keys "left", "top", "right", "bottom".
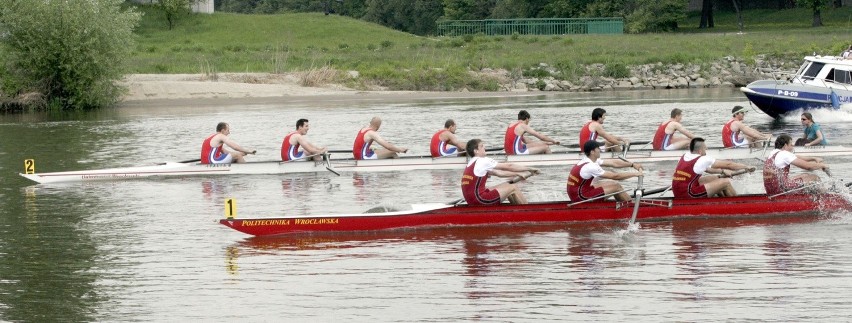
{"left": 24, "top": 159, "right": 35, "bottom": 174}
{"left": 225, "top": 198, "right": 236, "bottom": 219}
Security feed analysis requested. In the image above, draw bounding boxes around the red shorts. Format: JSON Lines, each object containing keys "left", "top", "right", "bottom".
{"left": 568, "top": 185, "right": 606, "bottom": 201}
{"left": 765, "top": 178, "right": 805, "bottom": 195}
{"left": 673, "top": 183, "right": 707, "bottom": 198}
{"left": 465, "top": 188, "right": 502, "bottom": 205}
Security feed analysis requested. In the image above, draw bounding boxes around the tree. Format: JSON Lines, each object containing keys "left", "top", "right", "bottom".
{"left": 442, "top": 0, "right": 495, "bottom": 20}
{"left": 364, "top": 0, "right": 443, "bottom": 35}
{"left": 0, "top": 0, "right": 140, "bottom": 110}
{"left": 155, "top": 0, "right": 197, "bottom": 29}
{"left": 699, "top": 0, "right": 714, "bottom": 29}
{"left": 804, "top": 0, "right": 828, "bottom": 27}
{"left": 623, "top": 0, "right": 686, "bottom": 33}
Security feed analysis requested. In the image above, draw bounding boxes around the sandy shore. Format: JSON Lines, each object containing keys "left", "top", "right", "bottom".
{"left": 121, "top": 73, "right": 357, "bottom": 101}
{"left": 119, "top": 73, "right": 544, "bottom": 107}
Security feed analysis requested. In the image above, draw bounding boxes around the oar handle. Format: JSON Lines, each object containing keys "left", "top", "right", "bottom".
{"left": 720, "top": 167, "right": 755, "bottom": 178}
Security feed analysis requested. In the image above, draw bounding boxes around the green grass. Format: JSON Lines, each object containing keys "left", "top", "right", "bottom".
{"left": 14, "top": 5, "right": 852, "bottom": 92}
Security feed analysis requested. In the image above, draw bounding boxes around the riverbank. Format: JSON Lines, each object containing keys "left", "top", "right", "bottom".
{"left": 119, "top": 54, "right": 793, "bottom": 103}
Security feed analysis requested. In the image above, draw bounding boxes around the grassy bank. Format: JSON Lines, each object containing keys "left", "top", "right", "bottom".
{"left": 130, "top": 5, "right": 852, "bottom": 90}
{"left": 0, "top": 5, "right": 842, "bottom": 93}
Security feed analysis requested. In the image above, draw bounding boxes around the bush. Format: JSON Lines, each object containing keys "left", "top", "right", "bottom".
{"left": 0, "top": 0, "right": 140, "bottom": 110}
{"left": 603, "top": 63, "right": 631, "bottom": 78}
{"left": 523, "top": 68, "right": 551, "bottom": 78}
{"left": 380, "top": 40, "right": 394, "bottom": 49}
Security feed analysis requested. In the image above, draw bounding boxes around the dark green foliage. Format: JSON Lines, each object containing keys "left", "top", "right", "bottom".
{"left": 603, "top": 63, "right": 630, "bottom": 78}
{"left": 0, "top": 0, "right": 140, "bottom": 110}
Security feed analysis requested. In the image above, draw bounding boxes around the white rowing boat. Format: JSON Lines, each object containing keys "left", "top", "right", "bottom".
{"left": 19, "top": 145, "right": 852, "bottom": 184}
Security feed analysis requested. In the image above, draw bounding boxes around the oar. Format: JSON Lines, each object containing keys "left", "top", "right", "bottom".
{"left": 567, "top": 189, "right": 630, "bottom": 206}
{"left": 156, "top": 158, "right": 201, "bottom": 165}
{"left": 321, "top": 152, "right": 340, "bottom": 176}
{"left": 719, "top": 167, "right": 755, "bottom": 178}
{"left": 633, "top": 185, "right": 670, "bottom": 197}
{"left": 177, "top": 158, "right": 201, "bottom": 164}
{"left": 628, "top": 175, "right": 644, "bottom": 226}
{"left": 282, "top": 152, "right": 325, "bottom": 163}
{"left": 767, "top": 182, "right": 824, "bottom": 199}
{"left": 508, "top": 170, "right": 538, "bottom": 184}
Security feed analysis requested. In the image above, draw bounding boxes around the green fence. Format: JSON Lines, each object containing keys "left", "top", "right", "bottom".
{"left": 436, "top": 18, "right": 623, "bottom": 36}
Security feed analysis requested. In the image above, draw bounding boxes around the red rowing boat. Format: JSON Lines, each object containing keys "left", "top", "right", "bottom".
{"left": 219, "top": 193, "right": 852, "bottom": 237}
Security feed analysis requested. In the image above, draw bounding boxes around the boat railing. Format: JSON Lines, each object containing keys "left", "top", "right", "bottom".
{"left": 810, "top": 78, "right": 852, "bottom": 92}
{"left": 766, "top": 70, "right": 799, "bottom": 83}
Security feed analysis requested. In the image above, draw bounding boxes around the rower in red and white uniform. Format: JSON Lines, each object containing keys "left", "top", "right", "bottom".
{"left": 462, "top": 139, "right": 539, "bottom": 205}
{"left": 281, "top": 118, "right": 327, "bottom": 161}
{"left": 200, "top": 122, "right": 256, "bottom": 164}
{"left": 763, "top": 134, "right": 828, "bottom": 195}
{"left": 722, "top": 105, "right": 771, "bottom": 148}
{"left": 503, "top": 110, "right": 559, "bottom": 155}
{"left": 672, "top": 137, "right": 753, "bottom": 198}
{"left": 352, "top": 117, "right": 408, "bottom": 160}
{"left": 567, "top": 141, "right": 642, "bottom": 202}
{"left": 652, "top": 108, "right": 695, "bottom": 151}
{"left": 579, "top": 108, "right": 629, "bottom": 152}
{"left": 430, "top": 119, "right": 466, "bottom": 157}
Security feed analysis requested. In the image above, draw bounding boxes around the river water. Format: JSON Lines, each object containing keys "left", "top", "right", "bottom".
{"left": 2, "top": 88, "right": 852, "bottom": 321}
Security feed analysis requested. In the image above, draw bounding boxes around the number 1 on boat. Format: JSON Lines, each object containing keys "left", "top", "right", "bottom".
{"left": 225, "top": 198, "right": 236, "bottom": 219}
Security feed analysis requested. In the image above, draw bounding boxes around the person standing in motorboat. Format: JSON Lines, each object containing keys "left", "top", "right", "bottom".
{"left": 841, "top": 44, "right": 852, "bottom": 59}
{"left": 201, "top": 122, "right": 256, "bottom": 164}
{"left": 721, "top": 105, "right": 772, "bottom": 148}
{"left": 796, "top": 112, "right": 827, "bottom": 146}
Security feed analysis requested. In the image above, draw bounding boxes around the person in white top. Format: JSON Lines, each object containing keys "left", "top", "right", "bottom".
{"left": 567, "top": 140, "right": 643, "bottom": 202}
{"left": 461, "top": 139, "right": 540, "bottom": 205}
{"left": 842, "top": 44, "right": 852, "bottom": 59}
{"left": 763, "top": 134, "right": 829, "bottom": 195}
{"left": 672, "top": 138, "right": 754, "bottom": 198}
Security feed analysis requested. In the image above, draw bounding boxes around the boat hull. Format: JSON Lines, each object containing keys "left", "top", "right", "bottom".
{"left": 20, "top": 145, "right": 852, "bottom": 184}
{"left": 219, "top": 193, "right": 852, "bottom": 236}
{"left": 740, "top": 55, "right": 852, "bottom": 118}
{"left": 740, "top": 80, "right": 844, "bottom": 118}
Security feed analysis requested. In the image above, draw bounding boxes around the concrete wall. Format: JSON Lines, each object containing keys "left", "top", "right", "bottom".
{"left": 192, "top": 0, "right": 214, "bottom": 14}
{"left": 129, "top": 0, "right": 214, "bottom": 14}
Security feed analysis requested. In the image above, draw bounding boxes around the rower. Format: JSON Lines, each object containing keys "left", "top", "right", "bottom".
{"left": 579, "top": 108, "right": 629, "bottom": 152}
{"left": 722, "top": 105, "right": 771, "bottom": 148}
{"left": 796, "top": 112, "right": 827, "bottom": 146}
{"left": 462, "top": 139, "right": 540, "bottom": 205}
{"left": 430, "top": 119, "right": 466, "bottom": 157}
{"left": 201, "top": 122, "right": 256, "bottom": 164}
{"left": 763, "top": 134, "right": 829, "bottom": 195}
{"left": 281, "top": 118, "right": 327, "bottom": 162}
{"left": 567, "top": 140, "right": 643, "bottom": 202}
{"left": 652, "top": 108, "right": 696, "bottom": 151}
{"left": 352, "top": 117, "right": 408, "bottom": 160}
{"left": 503, "top": 110, "right": 559, "bottom": 155}
{"left": 672, "top": 137, "right": 754, "bottom": 198}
